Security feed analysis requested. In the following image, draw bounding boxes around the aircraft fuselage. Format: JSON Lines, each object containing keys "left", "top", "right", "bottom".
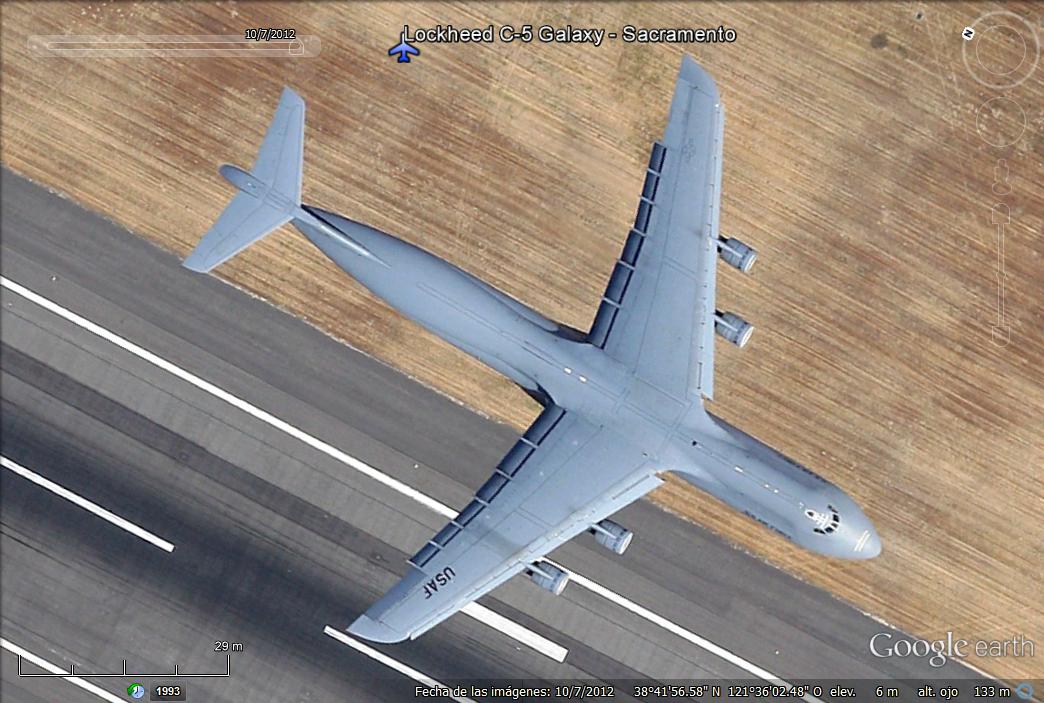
{"left": 293, "top": 206, "right": 880, "bottom": 560}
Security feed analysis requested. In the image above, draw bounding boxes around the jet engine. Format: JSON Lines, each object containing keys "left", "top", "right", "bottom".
{"left": 526, "top": 562, "right": 569, "bottom": 595}
{"left": 715, "top": 311, "right": 754, "bottom": 347}
{"left": 717, "top": 237, "right": 758, "bottom": 273}
{"left": 588, "top": 519, "right": 634, "bottom": 555}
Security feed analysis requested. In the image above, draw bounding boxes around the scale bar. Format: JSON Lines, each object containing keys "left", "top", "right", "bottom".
{"left": 14, "top": 654, "right": 230, "bottom": 678}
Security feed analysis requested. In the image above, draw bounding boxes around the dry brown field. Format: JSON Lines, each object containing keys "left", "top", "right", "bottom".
{"left": 2, "top": 1, "right": 1041, "bottom": 680}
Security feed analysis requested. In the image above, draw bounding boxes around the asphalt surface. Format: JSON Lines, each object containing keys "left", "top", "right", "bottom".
{"left": 1, "top": 167, "right": 992, "bottom": 702}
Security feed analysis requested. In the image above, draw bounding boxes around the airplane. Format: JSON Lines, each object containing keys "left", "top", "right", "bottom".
{"left": 388, "top": 30, "right": 420, "bottom": 63}
{"left": 184, "top": 55, "right": 881, "bottom": 645}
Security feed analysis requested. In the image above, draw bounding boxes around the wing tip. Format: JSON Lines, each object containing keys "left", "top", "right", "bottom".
{"left": 679, "top": 55, "right": 720, "bottom": 101}
{"left": 279, "top": 86, "right": 305, "bottom": 110}
{"left": 182, "top": 248, "right": 216, "bottom": 273}
{"left": 347, "top": 614, "right": 411, "bottom": 643}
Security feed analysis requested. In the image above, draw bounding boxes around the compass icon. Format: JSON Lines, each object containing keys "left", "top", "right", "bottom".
{"left": 127, "top": 682, "right": 145, "bottom": 699}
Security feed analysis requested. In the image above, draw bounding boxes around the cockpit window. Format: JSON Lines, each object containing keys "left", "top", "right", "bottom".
{"left": 807, "top": 504, "right": 841, "bottom": 534}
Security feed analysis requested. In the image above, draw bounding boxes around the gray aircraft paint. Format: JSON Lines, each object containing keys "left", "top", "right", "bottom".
{"left": 185, "top": 57, "right": 880, "bottom": 644}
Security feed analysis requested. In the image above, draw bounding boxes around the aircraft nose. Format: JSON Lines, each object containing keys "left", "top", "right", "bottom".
{"left": 847, "top": 501, "right": 881, "bottom": 558}
{"left": 853, "top": 522, "right": 881, "bottom": 558}
{"left": 827, "top": 487, "right": 881, "bottom": 559}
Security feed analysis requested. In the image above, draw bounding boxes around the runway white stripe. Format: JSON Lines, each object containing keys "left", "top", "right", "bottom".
{"left": 2, "top": 275, "right": 811, "bottom": 690}
{"left": 1, "top": 455, "right": 176, "bottom": 553}
{"left": 1, "top": 638, "right": 124, "bottom": 703}
{"left": 461, "top": 602, "right": 567, "bottom": 662}
{"left": 324, "top": 626, "right": 475, "bottom": 702}
{"left": 564, "top": 571, "right": 787, "bottom": 681}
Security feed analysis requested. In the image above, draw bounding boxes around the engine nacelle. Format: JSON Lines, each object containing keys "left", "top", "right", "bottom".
{"left": 527, "top": 562, "right": 569, "bottom": 596}
{"left": 588, "top": 519, "right": 634, "bottom": 555}
{"left": 717, "top": 237, "right": 758, "bottom": 273}
{"left": 715, "top": 311, "right": 754, "bottom": 347}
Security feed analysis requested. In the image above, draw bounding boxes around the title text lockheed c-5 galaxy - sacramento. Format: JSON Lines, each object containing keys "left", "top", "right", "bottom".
{"left": 184, "top": 56, "right": 881, "bottom": 644}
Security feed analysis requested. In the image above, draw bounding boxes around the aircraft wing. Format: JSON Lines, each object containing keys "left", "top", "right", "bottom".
{"left": 588, "top": 56, "right": 724, "bottom": 400}
{"left": 348, "top": 405, "right": 660, "bottom": 643}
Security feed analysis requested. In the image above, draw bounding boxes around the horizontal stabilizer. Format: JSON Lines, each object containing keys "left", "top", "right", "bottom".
{"left": 183, "top": 196, "right": 293, "bottom": 272}
{"left": 184, "top": 87, "right": 305, "bottom": 273}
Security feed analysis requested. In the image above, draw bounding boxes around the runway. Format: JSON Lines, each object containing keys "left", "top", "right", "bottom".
{"left": 1, "top": 168, "right": 992, "bottom": 700}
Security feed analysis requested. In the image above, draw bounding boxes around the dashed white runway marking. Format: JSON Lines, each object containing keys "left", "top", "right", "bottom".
{"left": 1, "top": 638, "right": 124, "bottom": 702}
{"left": 460, "top": 602, "right": 567, "bottom": 662}
{"left": 1, "top": 455, "right": 176, "bottom": 553}
{"left": 324, "top": 626, "right": 475, "bottom": 702}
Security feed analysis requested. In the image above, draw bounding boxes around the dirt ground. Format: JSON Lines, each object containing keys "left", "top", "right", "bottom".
{"left": 2, "top": 1, "right": 1041, "bottom": 680}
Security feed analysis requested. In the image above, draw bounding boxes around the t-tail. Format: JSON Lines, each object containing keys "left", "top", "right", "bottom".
{"left": 183, "top": 87, "right": 307, "bottom": 272}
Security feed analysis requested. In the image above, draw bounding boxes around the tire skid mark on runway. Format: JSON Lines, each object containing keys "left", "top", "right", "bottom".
{"left": 0, "top": 341, "right": 400, "bottom": 571}
{"left": 1, "top": 275, "right": 565, "bottom": 663}
{"left": 1, "top": 275, "right": 812, "bottom": 692}
{"left": 1, "top": 455, "right": 175, "bottom": 552}
{"left": 324, "top": 627, "right": 476, "bottom": 703}
{"left": 13, "top": 357, "right": 696, "bottom": 685}
{"left": 1, "top": 639, "right": 123, "bottom": 702}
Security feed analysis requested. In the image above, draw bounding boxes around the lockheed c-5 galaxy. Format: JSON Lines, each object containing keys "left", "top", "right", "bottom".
{"left": 185, "top": 56, "right": 881, "bottom": 644}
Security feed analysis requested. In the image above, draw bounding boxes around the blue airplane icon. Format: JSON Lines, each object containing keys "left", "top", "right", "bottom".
{"left": 388, "top": 38, "right": 419, "bottom": 63}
